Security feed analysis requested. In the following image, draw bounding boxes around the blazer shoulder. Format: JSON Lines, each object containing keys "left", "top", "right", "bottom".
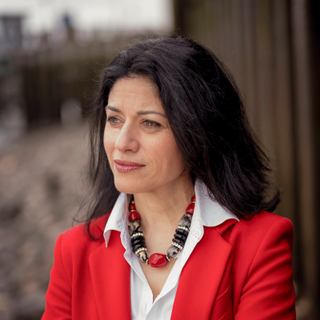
{"left": 215, "top": 211, "right": 293, "bottom": 239}
{"left": 236, "top": 211, "right": 293, "bottom": 236}
{"left": 224, "top": 211, "right": 294, "bottom": 262}
{"left": 58, "top": 214, "right": 109, "bottom": 255}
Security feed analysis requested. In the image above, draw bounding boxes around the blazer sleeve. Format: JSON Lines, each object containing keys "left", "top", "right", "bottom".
{"left": 42, "top": 233, "right": 72, "bottom": 320}
{"left": 234, "top": 218, "right": 296, "bottom": 320}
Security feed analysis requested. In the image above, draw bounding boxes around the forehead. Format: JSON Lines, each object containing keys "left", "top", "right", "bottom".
{"left": 108, "top": 76, "right": 162, "bottom": 110}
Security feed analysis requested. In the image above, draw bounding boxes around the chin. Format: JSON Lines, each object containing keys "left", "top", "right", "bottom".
{"left": 113, "top": 178, "right": 142, "bottom": 195}
{"left": 114, "top": 176, "right": 159, "bottom": 195}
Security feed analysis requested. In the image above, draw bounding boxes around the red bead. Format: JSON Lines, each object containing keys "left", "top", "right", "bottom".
{"left": 129, "top": 211, "right": 141, "bottom": 221}
{"left": 186, "top": 203, "right": 195, "bottom": 215}
{"left": 148, "top": 253, "right": 168, "bottom": 268}
{"left": 191, "top": 195, "right": 196, "bottom": 202}
{"left": 129, "top": 203, "right": 136, "bottom": 211}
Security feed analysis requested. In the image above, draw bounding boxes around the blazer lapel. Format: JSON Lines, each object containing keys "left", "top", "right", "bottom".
{"left": 89, "top": 230, "right": 131, "bottom": 320}
{"left": 171, "top": 225, "right": 234, "bottom": 320}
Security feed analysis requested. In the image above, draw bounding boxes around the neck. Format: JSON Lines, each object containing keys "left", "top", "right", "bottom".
{"left": 133, "top": 175, "right": 194, "bottom": 230}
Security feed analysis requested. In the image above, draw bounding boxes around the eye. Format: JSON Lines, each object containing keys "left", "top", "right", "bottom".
{"left": 143, "top": 120, "right": 161, "bottom": 128}
{"left": 107, "top": 116, "right": 121, "bottom": 125}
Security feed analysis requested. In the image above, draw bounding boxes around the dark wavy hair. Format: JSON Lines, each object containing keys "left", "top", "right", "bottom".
{"left": 85, "top": 36, "right": 280, "bottom": 236}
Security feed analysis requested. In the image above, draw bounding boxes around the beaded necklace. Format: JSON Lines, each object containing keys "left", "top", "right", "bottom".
{"left": 128, "top": 195, "right": 196, "bottom": 268}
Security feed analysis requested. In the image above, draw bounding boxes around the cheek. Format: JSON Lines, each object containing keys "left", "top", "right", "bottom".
{"left": 154, "top": 135, "right": 185, "bottom": 170}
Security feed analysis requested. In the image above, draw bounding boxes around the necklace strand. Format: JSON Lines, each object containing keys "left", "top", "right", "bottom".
{"left": 128, "top": 195, "right": 196, "bottom": 268}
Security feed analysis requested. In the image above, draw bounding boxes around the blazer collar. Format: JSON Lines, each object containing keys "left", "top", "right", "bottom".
{"left": 171, "top": 224, "right": 235, "bottom": 320}
{"left": 89, "top": 230, "right": 131, "bottom": 320}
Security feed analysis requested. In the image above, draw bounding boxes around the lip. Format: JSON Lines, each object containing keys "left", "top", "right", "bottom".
{"left": 114, "top": 160, "right": 145, "bottom": 173}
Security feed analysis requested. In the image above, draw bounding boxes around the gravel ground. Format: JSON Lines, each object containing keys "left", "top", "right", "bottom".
{"left": 0, "top": 122, "right": 90, "bottom": 320}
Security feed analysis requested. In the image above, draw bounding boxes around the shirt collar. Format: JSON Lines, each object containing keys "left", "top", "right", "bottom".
{"left": 103, "top": 179, "right": 239, "bottom": 247}
{"left": 103, "top": 192, "right": 130, "bottom": 247}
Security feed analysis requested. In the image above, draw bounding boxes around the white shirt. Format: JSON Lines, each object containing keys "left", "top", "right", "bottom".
{"left": 103, "top": 180, "right": 239, "bottom": 320}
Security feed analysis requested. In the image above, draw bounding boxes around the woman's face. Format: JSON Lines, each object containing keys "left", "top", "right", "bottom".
{"left": 104, "top": 76, "right": 189, "bottom": 195}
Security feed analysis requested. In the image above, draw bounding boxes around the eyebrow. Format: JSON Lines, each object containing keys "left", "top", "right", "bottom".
{"left": 106, "top": 105, "right": 167, "bottom": 118}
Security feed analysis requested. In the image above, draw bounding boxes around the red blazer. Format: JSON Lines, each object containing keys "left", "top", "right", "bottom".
{"left": 42, "top": 211, "right": 295, "bottom": 320}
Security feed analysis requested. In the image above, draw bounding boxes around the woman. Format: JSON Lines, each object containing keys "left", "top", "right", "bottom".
{"left": 42, "top": 36, "right": 295, "bottom": 319}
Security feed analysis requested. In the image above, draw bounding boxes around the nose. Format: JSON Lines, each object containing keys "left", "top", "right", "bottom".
{"left": 114, "top": 123, "right": 139, "bottom": 153}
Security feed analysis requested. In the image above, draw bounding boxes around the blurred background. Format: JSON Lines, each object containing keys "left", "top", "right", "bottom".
{"left": 0, "top": 0, "right": 319, "bottom": 319}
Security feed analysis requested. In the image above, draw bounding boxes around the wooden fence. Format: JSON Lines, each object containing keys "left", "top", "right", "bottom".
{"left": 173, "top": 0, "right": 320, "bottom": 319}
